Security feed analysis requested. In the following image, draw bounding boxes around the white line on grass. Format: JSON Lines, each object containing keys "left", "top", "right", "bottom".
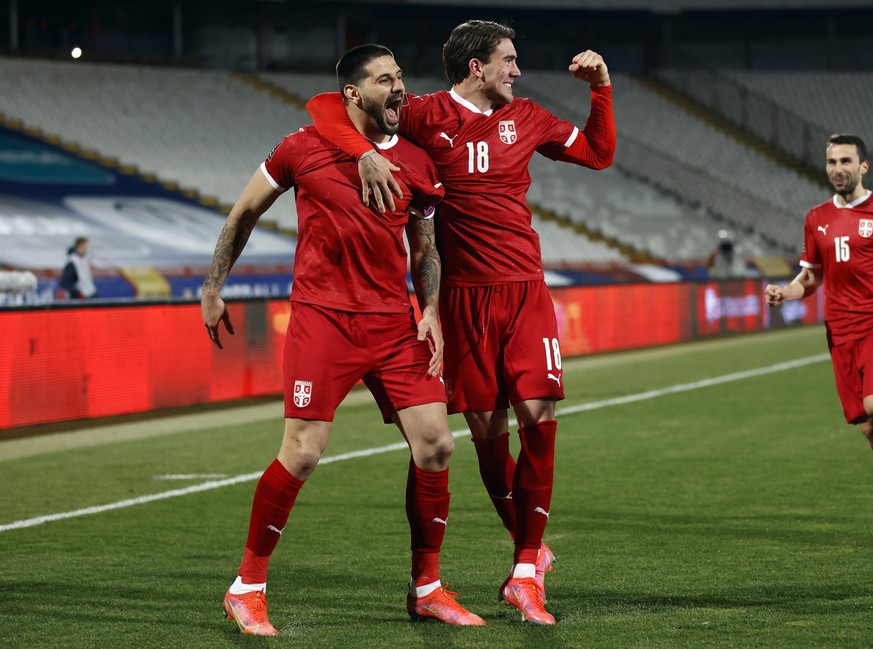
{"left": 154, "top": 474, "right": 229, "bottom": 480}
{"left": 0, "top": 353, "right": 829, "bottom": 533}
{"left": 556, "top": 354, "right": 830, "bottom": 416}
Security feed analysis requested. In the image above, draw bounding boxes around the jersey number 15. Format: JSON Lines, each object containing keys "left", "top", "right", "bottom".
{"left": 835, "top": 236, "right": 850, "bottom": 262}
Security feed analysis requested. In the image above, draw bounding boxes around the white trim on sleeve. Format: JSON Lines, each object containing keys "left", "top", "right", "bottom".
{"left": 563, "top": 127, "right": 579, "bottom": 149}
{"left": 799, "top": 260, "right": 821, "bottom": 269}
{"left": 260, "top": 162, "right": 286, "bottom": 192}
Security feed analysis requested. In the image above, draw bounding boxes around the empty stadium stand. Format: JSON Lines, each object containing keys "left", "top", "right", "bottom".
{"left": 657, "top": 68, "right": 873, "bottom": 175}
{"left": 516, "top": 71, "right": 830, "bottom": 255}
{"left": 0, "top": 57, "right": 307, "bottom": 232}
{"left": 3, "top": 56, "right": 841, "bottom": 288}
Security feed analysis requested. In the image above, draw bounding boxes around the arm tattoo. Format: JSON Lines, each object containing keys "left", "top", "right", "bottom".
{"left": 414, "top": 245, "right": 440, "bottom": 305}
{"left": 203, "top": 217, "right": 257, "bottom": 292}
{"left": 407, "top": 214, "right": 441, "bottom": 309}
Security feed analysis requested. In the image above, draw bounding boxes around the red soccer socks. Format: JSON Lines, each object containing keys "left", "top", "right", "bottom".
{"left": 512, "top": 420, "right": 556, "bottom": 565}
{"left": 472, "top": 433, "right": 517, "bottom": 537}
{"left": 238, "top": 458, "right": 305, "bottom": 584}
{"left": 406, "top": 460, "right": 450, "bottom": 587}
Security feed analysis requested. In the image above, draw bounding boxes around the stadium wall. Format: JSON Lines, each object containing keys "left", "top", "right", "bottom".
{"left": 0, "top": 279, "right": 824, "bottom": 430}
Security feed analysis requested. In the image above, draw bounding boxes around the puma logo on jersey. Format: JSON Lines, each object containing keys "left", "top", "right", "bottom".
{"left": 438, "top": 132, "right": 458, "bottom": 147}
{"left": 818, "top": 225, "right": 830, "bottom": 235}
{"left": 431, "top": 517, "right": 447, "bottom": 525}
{"left": 534, "top": 507, "right": 550, "bottom": 518}
{"left": 547, "top": 373, "right": 561, "bottom": 386}
{"left": 267, "top": 525, "right": 284, "bottom": 535}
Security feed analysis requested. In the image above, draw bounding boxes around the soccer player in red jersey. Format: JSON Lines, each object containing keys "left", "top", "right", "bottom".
{"left": 306, "top": 21, "right": 616, "bottom": 624}
{"left": 201, "top": 44, "right": 485, "bottom": 635}
{"left": 766, "top": 134, "right": 873, "bottom": 449}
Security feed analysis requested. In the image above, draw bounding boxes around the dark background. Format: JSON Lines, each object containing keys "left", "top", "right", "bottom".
{"left": 5, "top": 0, "right": 873, "bottom": 75}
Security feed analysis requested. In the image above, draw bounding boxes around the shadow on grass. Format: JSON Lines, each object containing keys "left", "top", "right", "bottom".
{"left": 567, "top": 507, "right": 867, "bottom": 547}
{"left": 556, "top": 580, "right": 873, "bottom": 616}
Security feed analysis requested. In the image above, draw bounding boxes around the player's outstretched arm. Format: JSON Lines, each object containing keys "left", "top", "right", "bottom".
{"left": 202, "top": 170, "right": 280, "bottom": 349}
{"left": 547, "top": 49, "right": 615, "bottom": 170}
{"left": 765, "top": 267, "right": 822, "bottom": 306}
{"left": 306, "top": 93, "right": 403, "bottom": 212}
{"left": 406, "top": 206, "right": 443, "bottom": 376}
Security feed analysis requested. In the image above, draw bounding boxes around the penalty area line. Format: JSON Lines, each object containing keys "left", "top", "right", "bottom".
{"left": 0, "top": 353, "right": 829, "bottom": 533}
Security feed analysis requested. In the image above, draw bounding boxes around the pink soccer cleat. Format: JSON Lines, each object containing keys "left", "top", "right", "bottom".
{"left": 500, "top": 576, "right": 556, "bottom": 625}
{"left": 223, "top": 589, "right": 279, "bottom": 636}
{"left": 407, "top": 584, "right": 486, "bottom": 626}
{"left": 535, "top": 542, "right": 556, "bottom": 601}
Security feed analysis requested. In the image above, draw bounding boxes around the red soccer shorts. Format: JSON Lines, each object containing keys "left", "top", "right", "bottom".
{"left": 283, "top": 302, "right": 446, "bottom": 422}
{"left": 439, "top": 280, "right": 565, "bottom": 414}
{"left": 827, "top": 328, "right": 873, "bottom": 424}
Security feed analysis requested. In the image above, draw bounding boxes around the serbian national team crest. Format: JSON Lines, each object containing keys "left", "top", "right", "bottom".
{"left": 293, "top": 380, "right": 313, "bottom": 408}
{"left": 859, "top": 219, "right": 873, "bottom": 238}
{"left": 498, "top": 120, "right": 517, "bottom": 145}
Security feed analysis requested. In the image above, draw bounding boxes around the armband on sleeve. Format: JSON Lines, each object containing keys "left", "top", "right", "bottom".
{"left": 306, "top": 92, "right": 374, "bottom": 160}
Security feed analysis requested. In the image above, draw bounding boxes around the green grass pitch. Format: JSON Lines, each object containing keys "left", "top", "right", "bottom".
{"left": 2, "top": 325, "right": 872, "bottom": 648}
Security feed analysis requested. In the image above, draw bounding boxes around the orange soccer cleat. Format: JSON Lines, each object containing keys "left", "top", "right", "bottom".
{"left": 223, "top": 589, "right": 279, "bottom": 636}
{"left": 407, "top": 584, "right": 486, "bottom": 626}
{"left": 535, "top": 542, "right": 556, "bottom": 601}
{"left": 500, "top": 576, "right": 556, "bottom": 625}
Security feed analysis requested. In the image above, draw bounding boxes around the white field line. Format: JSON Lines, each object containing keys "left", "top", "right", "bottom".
{"left": 154, "top": 474, "right": 229, "bottom": 480}
{"left": 0, "top": 354, "right": 829, "bottom": 533}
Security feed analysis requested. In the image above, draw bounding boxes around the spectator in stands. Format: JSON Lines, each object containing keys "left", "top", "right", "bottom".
{"left": 306, "top": 20, "right": 616, "bottom": 625}
{"left": 60, "top": 237, "right": 97, "bottom": 299}
{"left": 765, "top": 133, "right": 873, "bottom": 451}
{"left": 202, "top": 44, "right": 484, "bottom": 636}
{"left": 708, "top": 233, "right": 748, "bottom": 279}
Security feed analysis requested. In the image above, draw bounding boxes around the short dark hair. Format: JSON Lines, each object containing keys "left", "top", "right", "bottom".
{"left": 68, "top": 237, "right": 88, "bottom": 255}
{"left": 828, "top": 133, "right": 868, "bottom": 163}
{"left": 336, "top": 43, "right": 395, "bottom": 92}
{"left": 442, "top": 20, "right": 516, "bottom": 86}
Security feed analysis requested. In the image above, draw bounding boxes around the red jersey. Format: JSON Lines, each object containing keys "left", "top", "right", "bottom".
{"left": 801, "top": 191, "right": 873, "bottom": 343}
{"left": 400, "top": 89, "right": 612, "bottom": 286}
{"left": 307, "top": 86, "right": 615, "bottom": 286}
{"left": 262, "top": 126, "right": 443, "bottom": 313}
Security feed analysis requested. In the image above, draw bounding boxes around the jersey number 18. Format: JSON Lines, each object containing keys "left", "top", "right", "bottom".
{"left": 466, "top": 142, "right": 489, "bottom": 173}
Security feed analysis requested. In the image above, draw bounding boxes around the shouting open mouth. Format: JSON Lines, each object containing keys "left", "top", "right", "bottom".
{"left": 385, "top": 93, "right": 404, "bottom": 126}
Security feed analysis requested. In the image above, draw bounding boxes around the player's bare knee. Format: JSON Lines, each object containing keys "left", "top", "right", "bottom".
{"left": 277, "top": 446, "right": 321, "bottom": 478}
{"left": 464, "top": 409, "right": 509, "bottom": 439}
{"left": 297, "top": 449, "right": 323, "bottom": 475}
{"left": 431, "top": 430, "right": 455, "bottom": 465}
{"left": 411, "top": 427, "right": 454, "bottom": 468}
{"left": 278, "top": 434, "right": 325, "bottom": 477}
{"left": 515, "top": 399, "right": 556, "bottom": 427}
{"left": 425, "top": 427, "right": 455, "bottom": 459}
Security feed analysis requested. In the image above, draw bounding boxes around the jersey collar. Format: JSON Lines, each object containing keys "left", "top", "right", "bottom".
{"left": 833, "top": 189, "right": 872, "bottom": 209}
{"left": 449, "top": 88, "right": 494, "bottom": 116}
{"left": 373, "top": 134, "right": 399, "bottom": 150}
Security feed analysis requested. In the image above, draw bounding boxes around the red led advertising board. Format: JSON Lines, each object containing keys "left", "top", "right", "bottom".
{"left": 1, "top": 281, "right": 823, "bottom": 429}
